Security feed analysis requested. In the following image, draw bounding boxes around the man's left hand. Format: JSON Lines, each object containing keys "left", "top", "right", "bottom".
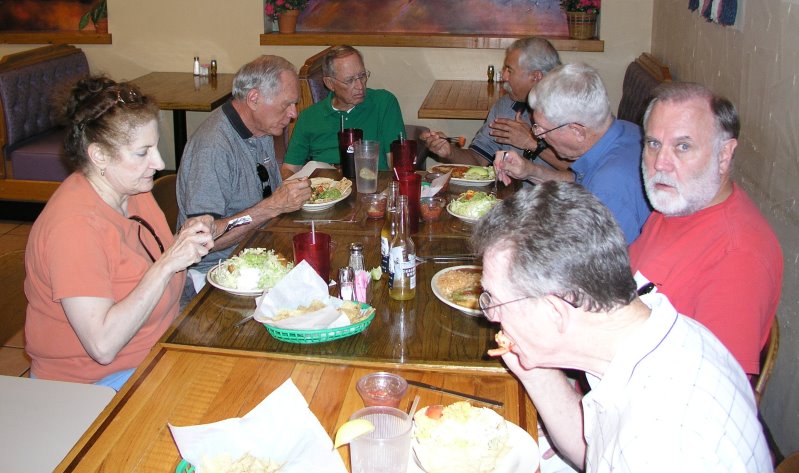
{"left": 488, "top": 112, "right": 536, "bottom": 150}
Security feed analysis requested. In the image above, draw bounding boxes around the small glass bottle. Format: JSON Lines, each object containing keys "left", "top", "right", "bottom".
{"left": 380, "top": 182, "right": 400, "bottom": 275}
{"left": 389, "top": 195, "right": 416, "bottom": 301}
{"left": 487, "top": 65, "right": 495, "bottom": 83}
{"left": 349, "top": 243, "right": 365, "bottom": 273}
{"left": 210, "top": 59, "right": 218, "bottom": 77}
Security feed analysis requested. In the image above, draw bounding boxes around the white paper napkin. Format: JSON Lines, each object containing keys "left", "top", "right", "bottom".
{"left": 285, "top": 161, "right": 337, "bottom": 181}
{"left": 252, "top": 260, "right": 350, "bottom": 329}
{"left": 421, "top": 171, "right": 450, "bottom": 198}
{"left": 169, "top": 379, "right": 347, "bottom": 473}
{"left": 189, "top": 269, "right": 207, "bottom": 293}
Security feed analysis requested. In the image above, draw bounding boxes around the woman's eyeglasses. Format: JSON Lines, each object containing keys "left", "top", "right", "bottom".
{"left": 257, "top": 163, "right": 272, "bottom": 198}
{"left": 128, "top": 215, "right": 164, "bottom": 263}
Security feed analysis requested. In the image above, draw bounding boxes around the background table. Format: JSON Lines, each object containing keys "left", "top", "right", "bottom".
{"left": 130, "top": 72, "right": 234, "bottom": 169}
{"left": 0, "top": 376, "right": 115, "bottom": 472}
{"left": 418, "top": 80, "right": 505, "bottom": 120}
{"left": 57, "top": 344, "right": 537, "bottom": 471}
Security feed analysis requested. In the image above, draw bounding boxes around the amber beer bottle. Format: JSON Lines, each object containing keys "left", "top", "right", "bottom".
{"left": 380, "top": 182, "right": 400, "bottom": 275}
{"left": 388, "top": 195, "right": 416, "bottom": 300}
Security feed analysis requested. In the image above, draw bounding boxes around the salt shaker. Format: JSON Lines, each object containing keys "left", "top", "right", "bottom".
{"left": 338, "top": 267, "right": 355, "bottom": 301}
{"left": 349, "top": 243, "right": 365, "bottom": 272}
{"left": 193, "top": 56, "right": 200, "bottom": 76}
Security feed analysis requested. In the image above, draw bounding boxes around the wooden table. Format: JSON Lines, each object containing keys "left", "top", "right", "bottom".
{"left": 57, "top": 344, "right": 537, "bottom": 471}
{"left": 163, "top": 170, "right": 519, "bottom": 371}
{"left": 418, "top": 80, "right": 505, "bottom": 120}
{"left": 130, "top": 72, "right": 234, "bottom": 168}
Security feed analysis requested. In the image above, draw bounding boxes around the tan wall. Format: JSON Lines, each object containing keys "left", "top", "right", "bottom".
{"left": 0, "top": 0, "right": 653, "bottom": 169}
{"left": 652, "top": 0, "right": 799, "bottom": 455}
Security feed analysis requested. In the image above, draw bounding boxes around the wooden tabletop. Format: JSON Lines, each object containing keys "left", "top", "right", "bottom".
{"left": 57, "top": 344, "right": 537, "bottom": 471}
{"left": 165, "top": 228, "right": 504, "bottom": 371}
{"left": 418, "top": 80, "right": 506, "bottom": 120}
{"left": 129, "top": 72, "right": 234, "bottom": 112}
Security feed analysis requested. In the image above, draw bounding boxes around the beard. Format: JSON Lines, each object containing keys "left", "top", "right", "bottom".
{"left": 643, "top": 154, "right": 722, "bottom": 217}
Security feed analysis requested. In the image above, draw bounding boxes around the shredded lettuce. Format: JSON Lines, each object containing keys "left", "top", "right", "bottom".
{"left": 449, "top": 191, "right": 499, "bottom": 219}
{"left": 213, "top": 248, "right": 293, "bottom": 291}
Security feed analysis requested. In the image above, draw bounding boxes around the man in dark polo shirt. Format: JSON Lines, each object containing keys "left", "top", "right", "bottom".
{"left": 177, "top": 55, "right": 311, "bottom": 305}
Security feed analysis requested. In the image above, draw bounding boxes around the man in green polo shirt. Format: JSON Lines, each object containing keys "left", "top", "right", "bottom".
{"left": 281, "top": 45, "right": 405, "bottom": 174}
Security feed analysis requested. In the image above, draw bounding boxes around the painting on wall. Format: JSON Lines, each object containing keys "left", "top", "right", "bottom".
{"left": 291, "top": 0, "right": 569, "bottom": 37}
{"left": 0, "top": 0, "right": 107, "bottom": 33}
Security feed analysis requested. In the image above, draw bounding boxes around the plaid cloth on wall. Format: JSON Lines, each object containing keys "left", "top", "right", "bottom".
{"left": 689, "top": 0, "right": 737, "bottom": 26}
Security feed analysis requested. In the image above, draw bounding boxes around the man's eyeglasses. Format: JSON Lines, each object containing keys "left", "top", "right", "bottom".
{"left": 478, "top": 290, "right": 578, "bottom": 319}
{"left": 128, "top": 215, "right": 164, "bottom": 263}
{"left": 257, "top": 163, "right": 272, "bottom": 198}
{"left": 532, "top": 122, "right": 578, "bottom": 138}
{"left": 328, "top": 70, "right": 370, "bottom": 87}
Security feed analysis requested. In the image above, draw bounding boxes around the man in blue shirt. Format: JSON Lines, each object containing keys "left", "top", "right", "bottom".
{"left": 496, "top": 63, "right": 651, "bottom": 243}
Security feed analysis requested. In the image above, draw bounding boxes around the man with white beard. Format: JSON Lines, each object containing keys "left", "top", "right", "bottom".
{"left": 629, "top": 82, "right": 782, "bottom": 378}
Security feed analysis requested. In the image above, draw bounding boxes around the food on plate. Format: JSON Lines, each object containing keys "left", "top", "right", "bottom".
{"left": 435, "top": 267, "right": 482, "bottom": 310}
{"left": 200, "top": 453, "right": 282, "bottom": 473}
{"left": 308, "top": 177, "right": 352, "bottom": 204}
{"left": 213, "top": 248, "right": 292, "bottom": 291}
{"left": 487, "top": 330, "right": 513, "bottom": 357}
{"left": 334, "top": 418, "right": 375, "bottom": 448}
{"left": 413, "top": 402, "right": 510, "bottom": 473}
{"left": 431, "top": 165, "right": 495, "bottom": 180}
{"left": 448, "top": 191, "right": 500, "bottom": 220}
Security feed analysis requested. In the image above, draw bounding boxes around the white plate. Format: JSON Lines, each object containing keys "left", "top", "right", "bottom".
{"left": 301, "top": 187, "right": 352, "bottom": 212}
{"left": 430, "top": 265, "right": 483, "bottom": 317}
{"left": 409, "top": 418, "right": 539, "bottom": 473}
{"left": 446, "top": 202, "right": 481, "bottom": 224}
{"left": 206, "top": 265, "right": 264, "bottom": 297}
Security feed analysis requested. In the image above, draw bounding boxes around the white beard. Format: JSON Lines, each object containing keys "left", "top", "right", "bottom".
{"left": 644, "top": 155, "right": 722, "bottom": 217}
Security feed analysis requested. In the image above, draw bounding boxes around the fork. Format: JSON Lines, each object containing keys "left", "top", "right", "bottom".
{"left": 493, "top": 152, "right": 507, "bottom": 197}
{"left": 215, "top": 215, "right": 252, "bottom": 240}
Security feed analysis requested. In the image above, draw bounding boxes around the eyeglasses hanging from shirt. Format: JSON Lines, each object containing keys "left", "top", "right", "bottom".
{"left": 257, "top": 163, "right": 272, "bottom": 198}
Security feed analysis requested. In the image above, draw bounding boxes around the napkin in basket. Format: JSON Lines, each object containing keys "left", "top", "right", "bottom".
{"left": 252, "top": 260, "right": 351, "bottom": 330}
{"left": 421, "top": 171, "right": 450, "bottom": 198}
{"left": 169, "top": 378, "right": 346, "bottom": 473}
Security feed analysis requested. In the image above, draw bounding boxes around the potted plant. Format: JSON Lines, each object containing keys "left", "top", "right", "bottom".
{"left": 264, "top": 0, "right": 308, "bottom": 34}
{"left": 560, "top": 0, "right": 600, "bottom": 40}
{"left": 79, "top": 0, "right": 108, "bottom": 34}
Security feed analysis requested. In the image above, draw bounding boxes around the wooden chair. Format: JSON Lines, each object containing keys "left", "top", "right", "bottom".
{"left": 0, "top": 250, "right": 27, "bottom": 348}
{"left": 151, "top": 174, "right": 178, "bottom": 233}
{"left": 289, "top": 46, "right": 333, "bottom": 141}
{"left": 777, "top": 451, "right": 799, "bottom": 473}
{"left": 754, "top": 320, "right": 780, "bottom": 405}
{"left": 617, "top": 53, "right": 672, "bottom": 126}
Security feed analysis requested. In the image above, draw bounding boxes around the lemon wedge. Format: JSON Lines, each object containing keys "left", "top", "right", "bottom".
{"left": 334, "top": 418, "right": 375, "bottom": 448}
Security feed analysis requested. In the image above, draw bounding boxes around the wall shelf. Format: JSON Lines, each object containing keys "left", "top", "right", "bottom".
{"left": 0, "top": 31, "right": 112, "bottom": 45}
{"left": 259, "top": 33, "right": 603, "bottom": 52}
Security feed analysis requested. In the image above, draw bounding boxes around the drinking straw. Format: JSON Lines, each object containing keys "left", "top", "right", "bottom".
{"left": 393, "top": 167, "right": 400, "bottom": 180}
{"left": 311, "top": 220, "right": 316, "bottom": 244}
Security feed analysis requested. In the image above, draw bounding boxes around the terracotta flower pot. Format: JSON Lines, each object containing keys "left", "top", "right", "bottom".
{"left": 566, "top": 12, "right": 597, "bottom": 40}
{"left": 93, "top": 18, "right": 108, "bottom": 34}
{"left": 278, "top": 10, "right": 300, "bottom": 34}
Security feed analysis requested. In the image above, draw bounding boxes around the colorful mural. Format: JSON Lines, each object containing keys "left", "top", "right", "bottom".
{"left": 293, "top": 0, "right": 569, "bottom": 36}
{"left": 0, "top": 0, "right": 99, "bottom": 32}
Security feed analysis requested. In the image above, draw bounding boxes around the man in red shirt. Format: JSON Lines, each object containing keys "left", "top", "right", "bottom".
{"left": 629, "top": 82, "right": 782, "bottom": 376}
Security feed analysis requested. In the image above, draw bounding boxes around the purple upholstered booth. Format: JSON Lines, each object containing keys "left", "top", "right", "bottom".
{"left": 0, "top": 45, "right": 89, "bottom": 193}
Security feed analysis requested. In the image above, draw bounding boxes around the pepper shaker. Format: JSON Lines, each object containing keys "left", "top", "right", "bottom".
{"left": 210, "top": 59, "right": 218, "bottom": 77}
{"left": 349, "top": 243, "right": 365, "bottom": 272}
{"left": 487, "top": 65, "right": 495, "bottom": 83}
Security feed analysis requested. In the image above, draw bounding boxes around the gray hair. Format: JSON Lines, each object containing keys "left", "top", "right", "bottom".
{"left": 528, "top": 63, "right": 611, "bottom": 130}
{"left": 322, "top": 45, "right": 365, "bottom": 78}
{"left": 508, "top": 37, "right": 561, "bottom": 74}
{"left": 643, "top": 82, "right": 739, "bottom": 157}
{"left": 232, "top": 55, "right": 297, "bottom": 101}
{"left": 472, "top": 181, "right": 637, "bottom": 312}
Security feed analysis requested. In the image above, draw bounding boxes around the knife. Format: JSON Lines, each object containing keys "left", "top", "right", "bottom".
{"left": 406, "top": 380, "right": 504, "bottom": 407}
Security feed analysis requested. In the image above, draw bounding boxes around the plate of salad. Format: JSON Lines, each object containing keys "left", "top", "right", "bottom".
{"left": 206, "top": 248, "right": 294, "bottom": 297}
{"left": 446, "top": 190, "right": 500, "bottom": 224}
{"left": 302, "top": 177, "right": 353, "bottom": 212}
